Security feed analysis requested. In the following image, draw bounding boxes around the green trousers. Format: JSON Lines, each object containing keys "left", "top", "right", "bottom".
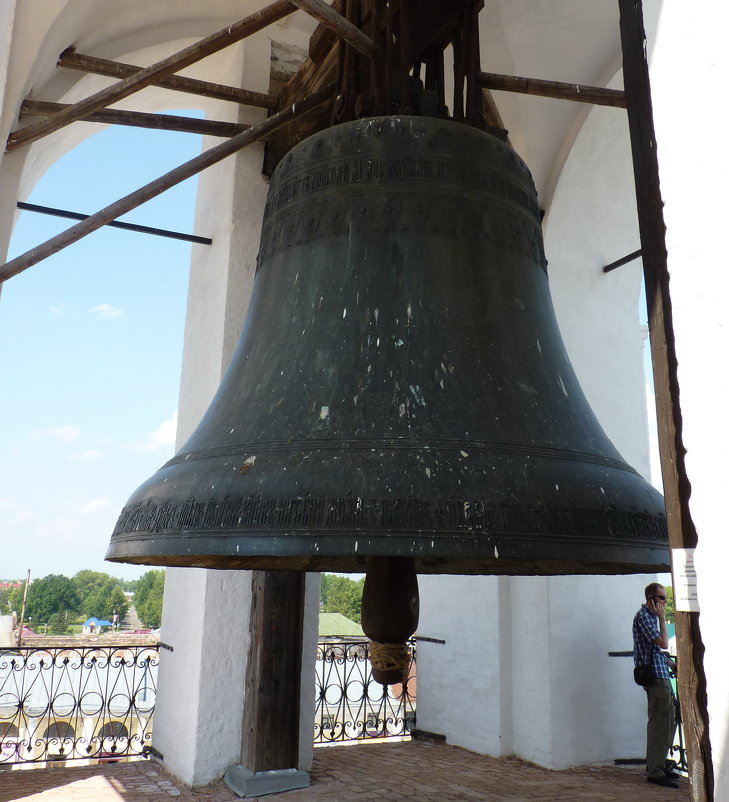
{"left": 645, "top": 677, "right": 676, "bottom": 779}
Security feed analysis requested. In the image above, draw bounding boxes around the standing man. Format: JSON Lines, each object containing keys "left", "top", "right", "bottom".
{"left": 633, "top": 582, "right": 679, "bottom": 788}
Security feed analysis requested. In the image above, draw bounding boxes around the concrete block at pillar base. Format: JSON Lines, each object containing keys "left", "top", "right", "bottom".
{"left": 224, "top": 765, "right": 310, "bottom": 797}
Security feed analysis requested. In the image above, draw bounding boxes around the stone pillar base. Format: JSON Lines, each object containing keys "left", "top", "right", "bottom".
{"left": 224, "top": 765, "right": 310, "bottom": 798}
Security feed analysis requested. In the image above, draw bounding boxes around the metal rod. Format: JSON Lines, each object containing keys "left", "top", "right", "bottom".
{"left": 291, "top": 0, "right": 380, "bottom": 57}
{"left": 21, "top": 100, "right": 249, "bottom": 139}
{"left": 602, "top": 248, "right": 642, "bottom": 273}
{"left": 5, "top": 0, "right": 296, "bottom": 151}
{"left": 17, "top": 570, "right": 30, "bottom": 648}
{"left": 58, "top": 48, "right": 277, "bottom": 110}
{"left": 0, "top": 83, "right": 335, "bottom": 282}
{"left": 16, "top": 202, "right": 213, "bottom": 245}
{"left": 478, "top": 71, "right": 627, "bottom": 108}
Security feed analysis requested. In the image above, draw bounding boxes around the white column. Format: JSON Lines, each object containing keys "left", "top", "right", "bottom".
{"left": 153, "top": 35, "right": 318, "bottom": 787}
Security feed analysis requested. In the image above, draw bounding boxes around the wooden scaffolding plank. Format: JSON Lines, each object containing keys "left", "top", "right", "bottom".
{"left": 21, "top": 100, "right": 249, "bottom": 138}
{"left": 58, "top": 49, "right": 277, "bottom": 110}
{"left": 478, "top": 72, "right": 627, "bottom": 108}
{"left": 291, "top": 0, "right": 380, "bottom": 57}
{"left": 5, "top": 0, "right": 296, "bottom": 151}
{"left": 0, "top": 83, "right": 335, "bottom": 282}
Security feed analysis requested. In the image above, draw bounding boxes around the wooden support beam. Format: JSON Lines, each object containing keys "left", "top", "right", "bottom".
{"left": 478, "top": 71, "right": 627, "bottom": 108}
{"left": 0, "top": 83, "right": 335, "bottom": 282}
{"left": 240, "top": 571, "right": 305, "bottom": 773}
{"left": 58, "top": 48, "right": 277, "bottom": 110}
{"left": 291, "top": 0, "right": 380, "bottom": 57}
{"left": 5, "top": 0, "right": 296, "bottom": 152}
{"left": 21, "top": 100, "right": 249, "bottom": 138}
{"left": 618, "top": 1, "right": 713, "bottom": 800}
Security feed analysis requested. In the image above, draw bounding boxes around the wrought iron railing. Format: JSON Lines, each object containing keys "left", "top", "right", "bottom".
{"left": 314, "top": 638, "right": 416, "bottom": 744}
{"left": 609, "top": 649, "right": 687, "bottom": 773}
{"left": 0, "top": 644, "right": 158, "bottom": 765}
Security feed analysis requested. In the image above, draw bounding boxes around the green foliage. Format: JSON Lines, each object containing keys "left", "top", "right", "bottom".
{"left": 320, "top": 574, "right": 364, "bottom": 624}
{"left": 0, "top": 586, "right": 25, "bottom": 615}
{"left": 665, "top": 586, "right": 675, "bottom": 623}
{"left": 134, "top": 570, "right": 165, "bottom": 629}
{"left": 25, "top": 574, "right": 80, "bottom": 623}
{"left": 102, "top": 586, "right": 128, "bottom": 623}
{"left": 47, "top": 609, "right": 71, "bottom": 635}
{"left": 72, "top": 571, "right": 118, "bottom": 618}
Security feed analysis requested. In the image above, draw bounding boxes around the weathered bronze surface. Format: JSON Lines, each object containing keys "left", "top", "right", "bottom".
{"left": 106, "top": 116, "right": 668, "bottom": 575}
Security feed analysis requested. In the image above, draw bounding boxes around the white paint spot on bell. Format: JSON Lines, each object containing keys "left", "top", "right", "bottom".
{"left": 407, "top": 303, "right": 412, "bottom": 320}
{"left": 343, "top": 308, "right": 347, "bottom": 318}
{"left": 320, "top": 406, "right": 329, "bottom": 420}
{"left": 395, "top": 338, "right": 404, "bottom": 347}
{"left": 374, "top": 308, "right": 379, "bottom": 323}
{"left": 558, "top": 375, "right": 569, "bottom": 397}
{"left": 460, "top": 450, "right": 469, "bottom": 458}
{"left": 494, "top": 546, "right": 499, "bottom": 558}
{"left": 425, "top": 467, "right": 431, "bottom": 478}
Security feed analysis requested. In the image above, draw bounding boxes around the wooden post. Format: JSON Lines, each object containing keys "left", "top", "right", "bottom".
{"left": 224, "top": 571, "right": 310, "bottom": 797}
{"left": 618, "top": 1, "right": 714, "bottom": 800}
{"left": 241, "top": 572, "right": 305, "bottom": 771}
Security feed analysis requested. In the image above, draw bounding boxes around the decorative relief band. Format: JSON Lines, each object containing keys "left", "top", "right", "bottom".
{"left": 112, "top": 496, "right": 667, "bottom": 543}
{"left": 265, "top": 155, "right": 540, "bottom": 221}
{"left": 258, "top": 191, "right": 546, "bottom": 268}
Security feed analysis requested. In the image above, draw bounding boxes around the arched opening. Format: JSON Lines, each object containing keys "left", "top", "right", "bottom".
{"left": 1, "top": 119, "right": 203, "bottom": 580}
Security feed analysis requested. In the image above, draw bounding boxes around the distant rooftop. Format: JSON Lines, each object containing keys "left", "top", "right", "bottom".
{"left": 319, "top": 612, "right": 364, "bottom": 637}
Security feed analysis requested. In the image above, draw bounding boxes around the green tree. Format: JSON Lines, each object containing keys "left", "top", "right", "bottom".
{"left": 104, "top": 586, "right": 129, "bottom": 623}
{"left": 134, "top": 570, "right": 165, "bottom": 628}
{"left": 665, "top": 586, "right": 675, "bottom": 624}
{"left": 320, "top": 574, "right": 364, "bottom": 623}
{"left": 72, "top": 570, "right": 118, "bottom": 618}
{"left": 47, "top": 609, "right": 71, "bottom": 635}
{"left": 25, "top": 574, "right": 80, "bottom": 623}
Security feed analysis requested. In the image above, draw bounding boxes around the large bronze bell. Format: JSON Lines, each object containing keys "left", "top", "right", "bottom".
{"left": 106, "top": 116, "right": 667, "bottom": 578}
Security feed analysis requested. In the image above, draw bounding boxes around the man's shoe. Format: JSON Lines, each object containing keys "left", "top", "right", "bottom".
{"left": 648, "top": 775, "right": 680, "bottom": 788}
{"left": 664, "top": 767, "right": 681, "bottom": 779}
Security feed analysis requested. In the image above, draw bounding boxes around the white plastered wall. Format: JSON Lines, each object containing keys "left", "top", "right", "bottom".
{"left": 648, "top": 1, "right": 729, "bottom": 793}
{"left": 417, "top": 73, "right": 655, "bottom": 768}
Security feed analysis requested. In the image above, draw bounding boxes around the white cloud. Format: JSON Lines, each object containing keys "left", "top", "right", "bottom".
{"left": 125, "top": 411, "right": 178, "bottom": 453}
{"left": 80, "top": 498, "right": 110, "bottom": 514}
{"left": 31, "top": 425, "right": 81, "bottom": 444}
{"left": 91, "top": 303, "right": 125, "bottom": 319}
{"left": 13, "top": 510, "right": 34, "bottom": 523}
{"left": 49, "top": 305, "right": 64, "bottom": 316}
{"left": 73, "top": 449, "right": 103, "bottom": 461}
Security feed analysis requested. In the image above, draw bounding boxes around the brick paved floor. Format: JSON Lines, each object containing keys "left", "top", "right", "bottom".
{"left": 0, "top": 741, "right": 689, "bottom": 801}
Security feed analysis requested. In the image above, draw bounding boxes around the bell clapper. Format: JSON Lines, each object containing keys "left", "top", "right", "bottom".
{"left": 361, "top": 556, "right": 419, "bottom": 687}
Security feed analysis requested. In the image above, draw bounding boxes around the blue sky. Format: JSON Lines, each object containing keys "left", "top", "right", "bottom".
{"left": 1, "top": 117, "right": 203, "bottom": 581}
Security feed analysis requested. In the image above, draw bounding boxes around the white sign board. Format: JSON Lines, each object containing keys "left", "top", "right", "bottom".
{"left": 672, "top": 548, "right": 700, "bottom": 612}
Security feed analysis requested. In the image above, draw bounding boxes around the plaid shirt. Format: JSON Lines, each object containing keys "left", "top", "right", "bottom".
{"left": 632, "top": 604, "right": 671, "bottom": 680}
